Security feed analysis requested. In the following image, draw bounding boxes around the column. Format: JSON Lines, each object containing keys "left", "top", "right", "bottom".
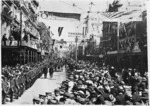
{"left": 33, "top": 51, "right": 36, "bottom": 62}
{"left": 28, "top": 49, "right": 30, "bottom": 63}
{"left": 140, "top": 53, "right": 144, "bottom": 75}
{"left": 37, "top": 53, "right": 39, "bottom": 62}
{"left": 25, "top": 49, "right": 27, "bottom": 64}
{"left": 19, "top": 51, "right": 22, "bottom": 65}
{"left": 30, "top": 50, "right": 31, "bottom": 62}
{"left": 23, "top": 49, "right": 26, "bottom": 64}
{"left": 32, "top": 51, "right": 34, "bottom": 63}
{"left": 33, "top": 51, "right": 35, "bottom": 62}
{"left": 36, "top": 52, "right": 38, "bottom": 62}
{"left": 129, "top": 54, "right": 132, "bottom": 69}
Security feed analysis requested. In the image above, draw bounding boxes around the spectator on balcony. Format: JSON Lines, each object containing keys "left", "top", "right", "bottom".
{"left": 11, "top": 27, "right": 21, "bottom": 46}
{"left": 23, "top": 29, "right": 28, "bottom": 43}
{"left": 16, "top": 29, "right": 21, "bottom": 46}
{"left": 9, "top": 35, "right": 14, "bottom": 46}
{"left": 2, "top": 33, "right": 7, "bottom": 46}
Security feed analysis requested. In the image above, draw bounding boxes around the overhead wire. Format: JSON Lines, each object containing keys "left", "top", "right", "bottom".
{"left": 59, "top": 0, "right": 86, "bottom": 12}
{"left": 50, "top": 0, "right": 109, "bottom": 29}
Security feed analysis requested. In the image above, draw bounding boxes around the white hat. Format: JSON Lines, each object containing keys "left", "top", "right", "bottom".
{"left": 68, "top": 81, "right": 74, "bottom": 87}
{"left": 111, "top": 66, "right": 114, "bottom": 69}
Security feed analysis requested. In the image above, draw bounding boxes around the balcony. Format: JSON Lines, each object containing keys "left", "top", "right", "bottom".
{"left": 22, "top": 41, "right": 37, "bottom": 49}
{"left": 2, "top": 40, "right": 37, "bottom": 50}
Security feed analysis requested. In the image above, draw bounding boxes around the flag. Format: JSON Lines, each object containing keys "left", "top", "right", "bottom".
{"left": 58, "top": 27, "right": 63, "bottom": 36}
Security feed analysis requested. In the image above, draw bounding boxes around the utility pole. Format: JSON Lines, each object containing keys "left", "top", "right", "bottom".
{"left": 117, "top": 21, "right": 120, "bottom": 71}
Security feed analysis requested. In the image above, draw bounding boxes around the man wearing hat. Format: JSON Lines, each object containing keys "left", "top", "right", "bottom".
{"left": 94, "top": 93, "right": 105, "bottom": 104}
{"left": 131, "top": 89, "right": 142, "bottom": 105}
{"left": 43, "top": 65, "right": 48, "bottom": 78}
{"left": 115, "top": 86, "right": 126, "bottom": 105}
{"left": 49, "top": 65, "right": 54, "bottom": 79}
{"left": 74, "top": 90, "right": 87, "bottom": 104}
{"left": 33, "top": 97, "right": 41, "bottom": 104}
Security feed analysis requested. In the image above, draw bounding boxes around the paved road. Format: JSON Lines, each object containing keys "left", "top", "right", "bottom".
{"left": 7, "top": 66, "right": 66, "bottom": 104}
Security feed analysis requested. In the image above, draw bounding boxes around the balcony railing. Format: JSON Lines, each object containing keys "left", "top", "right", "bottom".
{"left": 2, "top": 40, "right": 37, "bottom": 49}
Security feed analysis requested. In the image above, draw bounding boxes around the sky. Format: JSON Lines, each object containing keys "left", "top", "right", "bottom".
{"left": 38, "top": 0, "right": 112, "bottom": 13}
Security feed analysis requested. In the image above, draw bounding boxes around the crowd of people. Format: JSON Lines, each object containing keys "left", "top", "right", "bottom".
{"left": 2, "top": 56, "right": 65, "bottom": 104}
{"left": 2, "top": 60, "right": 48, "bottom": 104}
{"left": 33, "top": 59, "right": 149, "bottom": 105}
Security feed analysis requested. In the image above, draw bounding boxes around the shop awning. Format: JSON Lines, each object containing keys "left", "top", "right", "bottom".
{"left": 100, "top": 37, "right": 111, "bottom": 42}
{"left": 107, "top": 51, "right": 118, "bottom": 55}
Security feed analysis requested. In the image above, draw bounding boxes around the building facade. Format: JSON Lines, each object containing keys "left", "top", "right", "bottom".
{"left": 1, "top": 0, "right": 48, "bottom": 66}
{"left": 100, "top": 10, "right": 147, "bottom": 75}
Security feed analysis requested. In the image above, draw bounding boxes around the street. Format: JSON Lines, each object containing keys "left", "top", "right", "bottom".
{"left": 7, "top": 66, "right": 66, "bottom": 104}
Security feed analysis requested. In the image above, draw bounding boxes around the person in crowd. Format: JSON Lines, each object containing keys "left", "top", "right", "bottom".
{"left": 43, "top": 65, "right": 48, "bottom": 78}
{"left": 9, "top": 35, "right": 14, "bottom": 46}
{"left": 23, "top": 29, "right": 28, "bottom": 43}
{"left": 2, "top": 33, "right": 7, "bottom": 46}
{"left": 49, "top": 65, "right": 54, "bottom": 78}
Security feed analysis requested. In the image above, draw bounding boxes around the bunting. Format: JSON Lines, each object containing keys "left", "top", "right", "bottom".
{"left": 58, "top": 27, "right": 63, "bottom": 36}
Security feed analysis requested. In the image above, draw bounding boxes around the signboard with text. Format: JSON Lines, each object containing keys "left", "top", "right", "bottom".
{"left": 68, "top": 32, "right": 83, "bottom": 36}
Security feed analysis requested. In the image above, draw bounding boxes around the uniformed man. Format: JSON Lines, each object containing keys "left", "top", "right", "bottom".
{"left": 43, "top": 65, "right": 48, "bottom": 78}
{"left": 49, "top": 65, "right": 54, "bottom": 78}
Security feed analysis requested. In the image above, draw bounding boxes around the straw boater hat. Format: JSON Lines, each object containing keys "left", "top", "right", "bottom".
{"left": 109, "top": 94, "right": 116, "bottom": 103}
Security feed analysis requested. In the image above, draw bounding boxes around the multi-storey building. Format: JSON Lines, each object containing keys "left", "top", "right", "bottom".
{"left": 100, "top": 10, "right": 147, "bottom": 75}
{"left": 1, "top": 0, "right": 46, "bottom": 66}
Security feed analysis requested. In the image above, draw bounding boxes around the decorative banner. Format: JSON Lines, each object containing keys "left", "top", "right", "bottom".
{"left": 40, "top": 11, "right": 81, "bottom": 21}
{"left": 83, "top": 27, "right": 87, "bottom": 37}
{"left": 58, "top": 27, "right": 63, "bottom": 36}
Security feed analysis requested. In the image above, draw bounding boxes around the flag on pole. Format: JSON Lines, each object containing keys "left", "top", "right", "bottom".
{"left": 58, "top": 27, "right": 63, "bottom": 36}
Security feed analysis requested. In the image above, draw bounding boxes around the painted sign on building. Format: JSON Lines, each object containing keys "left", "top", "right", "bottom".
{"left": 40, "top": 11, "right": 81, "bottom": 21}
{"left": 89, "top": 14, "right": 102, "bottom": 34}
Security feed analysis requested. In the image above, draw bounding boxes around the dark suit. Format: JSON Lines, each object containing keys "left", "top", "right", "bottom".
{"left": 43, "top": 66, "right": 48, "bottom": 78}
{"left": 49, "top": 66, "right": 54, "bottom": 78}
{"left": 132, "top": 93, "right": 142, "bottom": 105}
{"left": 115, "top": 93, "right": 126, "bottom": 105}
{"left": 95, "top": 95, "right": 105, "bottom": 104}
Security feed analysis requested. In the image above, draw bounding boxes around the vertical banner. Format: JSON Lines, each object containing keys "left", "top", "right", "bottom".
{"left": 82, "top": 27, "right": 88, "bottom": 37}
{"left": 83, "top": 27, "right": 85, "bottom": 37}
{"left": 58, "top": 27, "right": 63, "bottom": 36}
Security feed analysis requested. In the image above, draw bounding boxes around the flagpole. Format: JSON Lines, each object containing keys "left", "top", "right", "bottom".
{"left": 117, "top": 21, "right": 120, "bottom": 71}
